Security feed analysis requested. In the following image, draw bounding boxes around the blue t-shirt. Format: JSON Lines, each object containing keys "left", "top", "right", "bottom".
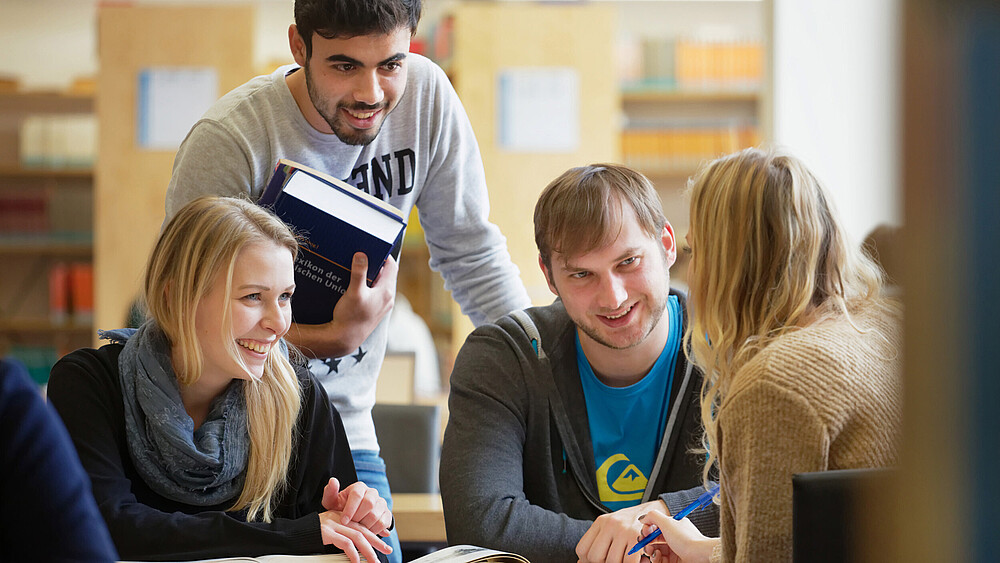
{"left": 577, "top": 295, "right": 682, "bottom": 511}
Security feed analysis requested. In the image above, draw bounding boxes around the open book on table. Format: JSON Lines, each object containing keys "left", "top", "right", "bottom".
{"left": 121, "top": 544, "right": 530, "bottom": 563}
{"left": 407, "top": 544, "right": 530, "bottom": 562}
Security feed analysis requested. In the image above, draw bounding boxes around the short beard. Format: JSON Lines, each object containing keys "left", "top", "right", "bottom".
{"left": 569, "top": 249, "right": 671, "bottom": 351}
{"left": 303, "top": 64, "right": 384, "bottom": 146}
{"left": 577, "top": 293, "right": 668, "bottom": 350}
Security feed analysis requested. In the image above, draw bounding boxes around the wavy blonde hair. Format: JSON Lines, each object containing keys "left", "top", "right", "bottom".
{"left": 684, "top": 148, "right": 893, "bottom": 486}
{"left": 144, "top": 196, "right": 302, "bottom": 522}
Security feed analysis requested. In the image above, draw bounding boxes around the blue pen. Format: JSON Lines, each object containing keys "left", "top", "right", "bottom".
{"left": 627, "top": 484, "right": 721, "bottom": 556}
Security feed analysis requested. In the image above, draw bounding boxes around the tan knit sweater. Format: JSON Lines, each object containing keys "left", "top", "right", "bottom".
{"left": 711, "top": 302, "right": 902, "bottom": 563}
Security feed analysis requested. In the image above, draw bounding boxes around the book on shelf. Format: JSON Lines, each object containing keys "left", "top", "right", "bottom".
{"left": 0, "top": 192, "right": 48, "bottom": 234}
{"left": 48, "top": 261, "right": 93, "bottom": 325}
{"left": 120, "top": 544, "right": 530, "bottom": 563}
{"left": 259, "top": 159, "right": 407, "bottom": 325}
{"left": 49, "top": 262, "right": 69, "bottom": 324}
{"left": 69, "top": 262, "right": 94, "bottom": 324}
{"left": 619, "top": 36, "right": 763, "bottom": 92}
{"left": 19, "top": 113, "right": 97, "bottom": 169}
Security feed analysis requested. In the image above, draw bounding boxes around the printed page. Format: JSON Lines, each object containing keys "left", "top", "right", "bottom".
{"left": 410, "top": 545, "right": 530, "bottom": 563}
{"left": 122, "top": 554, "right": 358, "bottom": 563}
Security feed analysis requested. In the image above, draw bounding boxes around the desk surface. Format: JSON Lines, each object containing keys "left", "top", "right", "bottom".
{"left": 392, "top": 493, "right": 446, "bottom": 543}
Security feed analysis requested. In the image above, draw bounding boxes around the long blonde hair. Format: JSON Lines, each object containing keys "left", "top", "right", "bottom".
{"left": 144, "top": 196, "right": 302, "bottom": 522}
{"left": 684, "top": 148, "right": 891, "bottom": 485}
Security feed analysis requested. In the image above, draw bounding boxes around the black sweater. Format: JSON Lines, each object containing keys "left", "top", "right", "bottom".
{"left": 47, "top": 343, "right": 357, "bottom": 561}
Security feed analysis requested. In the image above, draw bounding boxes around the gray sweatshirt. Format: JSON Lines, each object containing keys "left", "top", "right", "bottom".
{"left": 166, "top": 55, "right": 530, "bottom": 451}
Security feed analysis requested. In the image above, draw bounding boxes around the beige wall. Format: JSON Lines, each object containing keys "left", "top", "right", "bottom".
{"left": 447, "top": 2, "right": 620, "bottom": 347}
{"left": 94, "top": 5, "right": 256, "bottom": 337}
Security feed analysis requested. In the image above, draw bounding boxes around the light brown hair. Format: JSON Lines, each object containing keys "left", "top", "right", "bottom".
{"left": 534, "top": 164, "right": 666, "bottom": 271}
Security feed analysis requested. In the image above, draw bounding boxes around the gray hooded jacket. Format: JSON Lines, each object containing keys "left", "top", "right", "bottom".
{"left": 441, "top": 291, "right": 718, "bottom": 562}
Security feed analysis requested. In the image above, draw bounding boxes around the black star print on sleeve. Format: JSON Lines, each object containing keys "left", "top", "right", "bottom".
{"left": 321, "top": 357, "right": 341, "bottom": 375}
{"left": 352, "top": 347, "right": 367, "bottom": 364}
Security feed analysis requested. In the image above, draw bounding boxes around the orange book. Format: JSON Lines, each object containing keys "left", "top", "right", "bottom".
{"left": 49, "top": 262, "right": 69, "bottom": 324}
{"left": 69, "top": 262, "right": 94, "bottom": 324}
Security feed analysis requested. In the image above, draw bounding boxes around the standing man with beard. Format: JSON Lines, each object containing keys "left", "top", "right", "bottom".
{"left": 165, "top": 2, "right": 530, "bottom": 561}
{"left": 440, "top": 165, "right": 717, "bottom": 563}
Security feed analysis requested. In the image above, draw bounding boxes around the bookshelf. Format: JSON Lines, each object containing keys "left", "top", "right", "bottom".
{"left": 0, "top": 165, "right": 93, "bottom": 179}
{"left": 615, "top": 1, "right": 768, "bottom": 287}
{"left": 0, "top": 318, "right": 93, "bottom": 334}
{"left": 621, "top": 86, "right": 762, "bottom": 235}
{"left": 0, "top": 238, "right": 92, "bottom": 255}
{"left": 622, "top": 91, "right": 760, "bottom": 175}
{"left": 622, "top": 90, "right": 759, "bottom": 104}
{"left": 418, "top": 0, "right": 766, "bottom": 349}
{"left": 0, "top": 90, "right": 96, "bottom": 383}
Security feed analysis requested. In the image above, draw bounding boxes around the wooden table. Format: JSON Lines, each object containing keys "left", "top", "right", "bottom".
{"left": 392, "top": 493, "right": 446, "bottom": 543}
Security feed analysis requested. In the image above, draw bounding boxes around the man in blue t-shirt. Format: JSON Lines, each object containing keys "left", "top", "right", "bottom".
{"left": 441, "top": 164, "right": 718, "bottom": 563}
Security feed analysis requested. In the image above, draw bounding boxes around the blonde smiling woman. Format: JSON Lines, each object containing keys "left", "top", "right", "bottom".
{"left": 48, "top": 197, "right": 393, "bottom": 563}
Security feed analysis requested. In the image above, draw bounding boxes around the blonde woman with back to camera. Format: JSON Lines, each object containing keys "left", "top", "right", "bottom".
{"left": 635, "top": 148, "right": 902, "bottom": 562}
{"left": 48, "top": 196, "right": 393, "bottom": 562}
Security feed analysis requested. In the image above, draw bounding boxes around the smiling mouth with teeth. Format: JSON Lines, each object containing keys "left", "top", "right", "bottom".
{"left": 348, "top": 109, "right": 376, "bottom": 119}
{"left": 237, "top": 339, "right": 272, "bottom": 354}
{"left": 603, "top": 304, "right": 633, "bottom": 320}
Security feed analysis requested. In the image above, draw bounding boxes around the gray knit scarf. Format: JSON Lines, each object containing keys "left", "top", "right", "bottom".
{"left": 102, "top": 321, "right": 249, "bottom": 506}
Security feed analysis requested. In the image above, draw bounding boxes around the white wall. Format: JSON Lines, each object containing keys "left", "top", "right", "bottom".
{"left": 0, "top": 0, "right": 296, "bottom": 90}
{"left": 0, "top": 0, "right": 98, "bottom": 90}
{"left": 772, "top": 0, "right": 902, "bottom": 242}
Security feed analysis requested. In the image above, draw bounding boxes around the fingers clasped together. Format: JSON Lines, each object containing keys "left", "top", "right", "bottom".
{"left": 319, "top": 477, "right": 394, "bottom": 563}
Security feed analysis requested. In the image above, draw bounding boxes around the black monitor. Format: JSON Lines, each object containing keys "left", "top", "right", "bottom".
{"left": 792, "top": 468, "right": 894, "bottom": 563}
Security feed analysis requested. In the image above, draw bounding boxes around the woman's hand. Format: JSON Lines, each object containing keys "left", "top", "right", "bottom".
{"left": 322, "top": 477, "right": 393, "bottom": 537}
{"left": 576, "top": 500, "right": 666, "bottom": 563}
{"left": 638, "top": 510, "right": 718, "bottom": 563}
{"left": 318, "top": 509, "right": 392, "bottom": 563}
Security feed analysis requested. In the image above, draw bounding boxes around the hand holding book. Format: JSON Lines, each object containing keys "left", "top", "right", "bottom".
{"left": 287, "top": 253, "right": 398, "bottom": 358}
{"left": 325, "top": 252, "right": 398, "bottom": 356}
{"left": 261, "top": 159, "right": 406, "bottom": 358}
{"left": 259, "top": 159, "right": 407, "bottom": 326}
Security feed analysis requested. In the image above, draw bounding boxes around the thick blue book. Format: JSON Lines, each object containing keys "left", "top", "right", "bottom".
{"left": 260, "top": 159, "right": 406, "bottom": 325}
